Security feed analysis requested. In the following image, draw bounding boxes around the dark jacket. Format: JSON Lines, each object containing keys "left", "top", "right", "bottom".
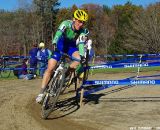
{"left": 29, "top": 47, "right": 39, "bottom": 64}
{"left": 19, "top": 62, "right": 28, "bottom": 75}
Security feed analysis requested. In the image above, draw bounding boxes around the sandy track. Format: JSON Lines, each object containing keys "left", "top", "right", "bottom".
{"left": 0, "top": 79, "right": 94, "bottom": 130}
{"left": 1, "top": 72, "right": 160, "bottom": 130}
{"left": 0, "top": 79, "right": 46, "bottom": 130}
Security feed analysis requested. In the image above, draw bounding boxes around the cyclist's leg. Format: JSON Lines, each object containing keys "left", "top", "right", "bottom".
{"left": 68, "top": 48, "right": 81, "bottom": 69}
{"left": 42, "top": 36, "right": 64, "bottom": 82}
{"left": 40, "top": 36, "right": 64, "bottom": 88}
{"left": 41, "top": 51, "right": 62, "bottom": 90}
{"left": 40, "top": 59, "right": 57, "bottom": 93}
{"left": 65, "top": 48, "right": 81, "bottom": 77}
{"left": 76, "top": 63, "right": 84, "bottom": 78}
{"left": 63, "top": 49, "right": 81, "bottom": 87}
{"left": 36, "top": 52, "right": 61, "bottom": 103}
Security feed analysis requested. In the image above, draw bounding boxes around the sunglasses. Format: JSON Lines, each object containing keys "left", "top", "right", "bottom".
{"left": 75, "top": 19, "right": 85, "bottom": 24}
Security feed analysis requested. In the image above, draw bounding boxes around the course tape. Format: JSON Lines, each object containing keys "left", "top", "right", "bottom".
{"left": 106, "top": 57, "right": 160, "bottom": 65}
{"left": 90, "top": 62, "right": 160, "bottom": 69}
{"left": 0, "top": 56, "right": 47, "bottom": 59}
{"left": 96, "top": 53, "right": 160, "bottom": 58}
{"left": 84, "top": 79, "right": 160, "bottom": 85}
{"left": 1, "top": 53, "right": 160, "bottom": 59}
{"left": 1, "top": 61, "right": 160, "bottom": 71}
{"left": 0, "top": 67, "right": 46, "bottom": 71}
{"left": 76, "top": 76, "right": 135, "bottom": 97}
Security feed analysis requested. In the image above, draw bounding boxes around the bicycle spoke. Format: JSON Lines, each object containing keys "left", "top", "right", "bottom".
{"left": 41, "top": 70, "right": 65, "bottom": 119}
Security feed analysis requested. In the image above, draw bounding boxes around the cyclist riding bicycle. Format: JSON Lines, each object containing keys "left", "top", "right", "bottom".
{"left": 36, "top": 9, "right": 89, "bottom": 103}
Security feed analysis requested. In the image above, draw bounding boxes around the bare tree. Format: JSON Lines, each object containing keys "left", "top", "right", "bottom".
{"left": 82, "top": 4, "right": 115, "bottom": 55}
{"left": 124, "top": 3, "right": 160, "bottom": 53}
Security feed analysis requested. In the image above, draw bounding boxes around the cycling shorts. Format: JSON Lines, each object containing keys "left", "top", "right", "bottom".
{"left": 51, "top": 37, "right": 79, "bottom": 61}
{"left": 51, "top": 47, "right": 78, "bottom": 61}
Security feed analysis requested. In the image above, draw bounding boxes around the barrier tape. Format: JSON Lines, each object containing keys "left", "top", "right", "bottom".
{"left": 76, "top": 76, "right": 135, "bottom": 97}
{"left": 84, "top": 79, "right": 160, "bottom": 85}
{"left": 0, "top": 56, "right": 48, "bottom": 59}
{"left": 1, "top": 61, "right": 160, "bottom": 71}
{"left": 0, "top": 67, "right": 46, "bottom": 71}
{"left": 105, "top": 57, "right": 160, "bottom": 66}
{"left": 96, "top": 53, "right": 160, "bottom": 58}
{"left": 1, "top": 53, "right": 160, "bottom": 59}
{"left": 89, "top": 62, "right": 160, "bottom": 69}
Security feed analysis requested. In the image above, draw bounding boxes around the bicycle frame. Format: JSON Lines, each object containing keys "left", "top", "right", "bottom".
{"left": 53, "top": 61, "right": 65, "bottom": 79}
{"left": 41, "top": 50, "right": 90, "bottom": 119}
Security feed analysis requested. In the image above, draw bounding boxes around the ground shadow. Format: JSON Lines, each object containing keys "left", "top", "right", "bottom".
{"left": 99, "top": 96, "right": 160, "bottom": 102}
{"left": 83, "top": 85, "right": 135, "bottom": 104}
{"left": 83, "top": 85, "right": 160, "bottom": 104}
{"left": 47, "top": 96, "right": 80, "bottom": 120}
{"left": 45, "top": 84, "right": 160, "bottom": 119}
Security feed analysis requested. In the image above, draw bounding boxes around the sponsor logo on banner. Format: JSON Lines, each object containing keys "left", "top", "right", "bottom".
{"left": 124, "top": 63, "right": 149, "bottom": 68}
{"left": 95, "top": 80, "right": 119, "bottom": 85}
{"left": 91, "top": 65, "right": 112, "bottom": 69}
{"left": 130, "top": 80, "right": 155, "bottom": 85}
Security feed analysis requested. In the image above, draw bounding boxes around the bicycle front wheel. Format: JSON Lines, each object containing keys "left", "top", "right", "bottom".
{"left": 41, "top": 70, "right": 65, "bottom": 119}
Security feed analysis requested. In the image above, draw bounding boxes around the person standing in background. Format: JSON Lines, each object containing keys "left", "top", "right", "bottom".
{"left": 29, "top": 43, "right": 39, "bottom": 76}
{"left": 37, "top": 42, "right": 52, "bottom": 78}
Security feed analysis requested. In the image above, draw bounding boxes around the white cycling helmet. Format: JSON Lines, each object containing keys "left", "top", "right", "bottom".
{"left": 39, "top": 42, "right": 45, "bottom": 48}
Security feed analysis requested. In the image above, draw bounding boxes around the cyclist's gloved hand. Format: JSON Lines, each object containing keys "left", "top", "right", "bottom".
{"left": 80, "top": 56, "right": 86, "bottom": 64}
{"left": 76, "top": 34, "right": 88, "bottom": 45}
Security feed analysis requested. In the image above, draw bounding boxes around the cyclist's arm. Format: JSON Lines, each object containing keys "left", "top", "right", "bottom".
{"left": 52, "top": 21, "right": 68, "bottom": 45}
{"left": 78, "top": 42, "right": 85, "bottom": 56}
{"left": 52, "top": 30, "right": 63, "bottom": 45}
{"left": 77, "top": 29, "right": 89, "bottom": 57}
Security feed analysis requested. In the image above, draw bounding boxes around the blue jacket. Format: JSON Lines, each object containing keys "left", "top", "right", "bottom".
{"left": 37, "top": 48, "right": 51, "bottom": 63}
{"left": 29, "top": 47, "right": 39, "bottom": 64}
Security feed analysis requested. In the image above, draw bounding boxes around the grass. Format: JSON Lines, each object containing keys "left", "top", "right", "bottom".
{"left": 0, "top": 70, "right": 17, "bottom": 80}
{"left": 1, "top": 66, "right": 160, "bottom": 80}
{"left": 89, "top": 66, "right": 160, "bottom": 74}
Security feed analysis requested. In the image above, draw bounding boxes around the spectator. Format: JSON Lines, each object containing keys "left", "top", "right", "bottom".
{"left": 37, "top": 42, "right": 52, "bottom": 78}
{"left": 85, "top": 39, "right": 95, "bottom": 61}
{"left": 29, "top": 43, "right": 39, "bottom": 75}
{"left": 13, "top": 58, "right": 35, "bottom": 80}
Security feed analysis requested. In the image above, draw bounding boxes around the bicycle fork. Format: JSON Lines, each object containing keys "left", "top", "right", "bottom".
{"left": 49, "top": 63, "right": 65, "bottom": 97}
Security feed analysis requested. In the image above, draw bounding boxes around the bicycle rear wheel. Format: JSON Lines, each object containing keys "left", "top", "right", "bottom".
{"left": 41, "top": 70, "right": 65, "bottom": 119}
{"left": 61, "top": 71, "right": 78, "bottom": 93}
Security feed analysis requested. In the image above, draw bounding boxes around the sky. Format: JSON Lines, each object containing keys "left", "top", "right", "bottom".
{"left": 0, "top": 0, "right": 159, "bottom": 11}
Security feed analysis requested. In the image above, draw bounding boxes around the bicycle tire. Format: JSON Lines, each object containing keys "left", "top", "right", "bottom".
{"left": 41, "top": 69, "right": 65, "bottom": 119}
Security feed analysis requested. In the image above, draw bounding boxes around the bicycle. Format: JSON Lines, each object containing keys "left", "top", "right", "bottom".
{"left": 0, "top": 56, "right": 11, "bottom": 78}
{"left": 40, "top": 50, "right": 90, "bottom": 119}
